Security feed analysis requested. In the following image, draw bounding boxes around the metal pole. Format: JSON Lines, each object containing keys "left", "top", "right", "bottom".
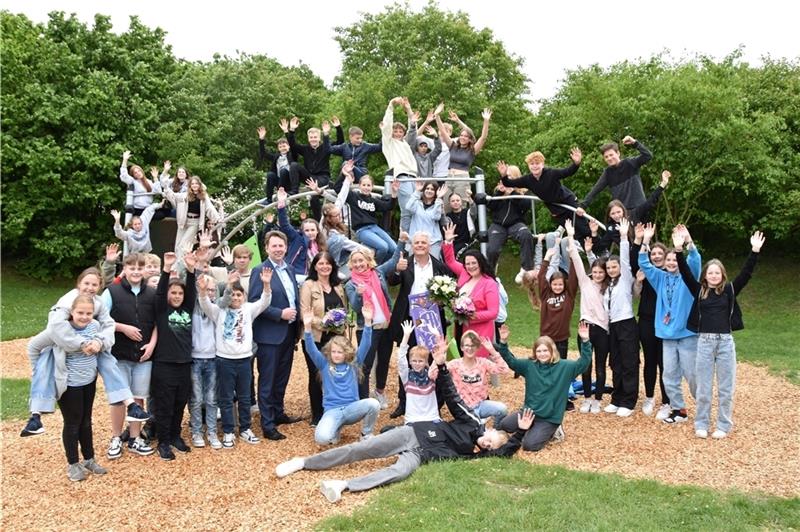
{"left": 123, "top": 185, "right": 134, "bottom": 258}
{"left": 474, "top": 168, "right": 488, "bottom": 258}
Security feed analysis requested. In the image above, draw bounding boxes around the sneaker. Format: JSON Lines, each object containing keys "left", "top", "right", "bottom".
{"left": 240, "top": 429, "right": 261, "bottom": 445}
{"left": 616, "top": 407, "right": 634, "bottom": 417}
{"left": 663, "top": 409, "right": 688, "bottom": 424}
{"left": 641, "top": 397, "right": 655, "bottom": 416}
{"left": 655, "top": 404, "right": 672, "bottom": 421}
{"left": 119, "top": 427, "right": 131, "bottom": 443}
{"left": 67, "top": 463, "right": 87, "bottom": 482}
{"left": 579, "top": 399, "right": 592, "bottom": 414}
{"left": 695, "top": 429, "right": 708, "bottom": 439}
{"left": 157, "top": 443, "right": 175, "bottom": 461}
{"left": 551, "top": 425, "right": 565, "bottom": 443}
{"left": 372, "top": 390, "right": 389, "bottom": 410}
{"left": 125, "top": 402, "right": 151, "bottom": 422}
{"left": 171, "top": 437, "right": 191, "bottom": 453}
{"left": 514, "top": 268, "right": 526, "bottom": 285}
{"left": 208, "top": 433, "right": 223, "bottom": 450}
{"left": 604, "top": 403, "right": 619, "bottom": 414}
{"left": 128, "top": 436, "right": 155, "bottom": 456}
{"left": 107, "top": 436, "right": 124, "bottom": 460}
{"left": 565, "top": 399, "right": 575, "bottom": 412}
{"left": 712, "top": 430, "right": 728, "bottom": 439}
{"left": 81, "top": 458, "right": 108, "bottom": 475}
{"left": 222, "top": 433, "right": 235, "bottom": 449}
{"left": 590, "top": 399, "right": 601, "bottom": 414}
{"left": 191, "top": 433, "right": 206, "bottom": 448}
{"left": 320, "top": 479, "right": 348, "bottom": 503}
{"left": 275, "top": 457, "right": 305, "bottom": 478}
{"left": 20, "top": 414, "right": 45, "bottom": 437}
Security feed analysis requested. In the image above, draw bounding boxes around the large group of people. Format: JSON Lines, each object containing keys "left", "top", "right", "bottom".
{"left": 21, "top": 98, "right": 765, "bottom": 504}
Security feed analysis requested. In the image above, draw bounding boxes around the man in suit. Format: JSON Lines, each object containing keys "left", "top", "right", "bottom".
{"left": 386, "top": 231, "right": 454, "bottom": 418}
{"left": 249, "top": 230, "right": 302, "bottom": 440}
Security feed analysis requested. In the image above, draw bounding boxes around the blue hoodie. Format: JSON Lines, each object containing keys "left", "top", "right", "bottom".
{"left": 638, "top": 246, "right": 701, "bottom": 339}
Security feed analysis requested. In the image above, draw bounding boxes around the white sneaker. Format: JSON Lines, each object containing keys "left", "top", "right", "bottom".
{"left": 579, "top": 399, "right": 592, "bottom": 413}
{"left": 551, "top": 425, "right": 565, "bottom": 443}
{"left": 275, "top": 457, "right": 305, "bottom": 478}
{"left": 320, "top": 479, "right": 348, "bottom": 503}
{"left": 514, "top": 268, "right": 525, "bottom": 285}
{"left": 107, "top": 436, "right": 123, "bottom": 460}
{"left": 641, "top": 397, "right": 655, "bottom": 416}
{"left": 222, "top": 433, "right": 235, "bottom": 449}
{"left": 208, "top": 433, "right": 223, "bottom": 450}
{"left": 712, "top": 430, "right": 728, "bottom": 439}
{"left": 372, "top": 390, "right": 388, "bottom": 410}
{"left": 695, "top": 429, "right": 708, "bottom": 439}
{"left": 655, "top": 404, "right": 671, "bottom": 420}
{"left": 604, "top": 403, "right": 619, "bottom": 414}
{"left": 239, "top": 429, "right": 261, "bottom": 445}
{"left": 191, "top": 433, "right": 206, "bottom": 448}
{"left": 590, "top": 399, "right": 601, "bottom": 414}
{"left": 616, "top": 407, "right": 634, "bottom": 417}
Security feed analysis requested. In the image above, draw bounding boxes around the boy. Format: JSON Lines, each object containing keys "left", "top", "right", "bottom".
{"left": 395, "top": 322, "right": 441, "bottom": 424}
{"left": 258, "top": 126, "right": 298, "bottom": 199}
{"left": 199, "top": 268, "right": 273, "bottom": 448}
{"left": 330, "top": 125, "right": 383, "bottom": 189}
{"left": 381, "top": 96, "right": 420, "bottom": 232}
{"left": 230, "top": 244, "right": 254, "bottom": 295}
{"left": 189, "top": 273, "right": 221, "bottom": 449}
{"left": 413, "top": 129, "right": 442, "bottom": 179}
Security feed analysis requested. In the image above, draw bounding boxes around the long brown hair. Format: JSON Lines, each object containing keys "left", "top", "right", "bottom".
{"left": 700, "top": 259, "right": 728, "bottom": 299}
{"left": 187, "top": 176, "right": 207, "bottom": 201}
{"left": 322, "top": 203, "right": 348, "bottom": 234}
{"left": 301, "top": 219, "right": 328, "bottom": 252}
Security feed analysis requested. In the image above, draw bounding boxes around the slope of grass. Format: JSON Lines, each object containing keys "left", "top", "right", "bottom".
{"left": 1, "top": 378, "right": 31, "bottom": 420}
{"left": 1, "top": 266, "right": 73, "bottom": 341}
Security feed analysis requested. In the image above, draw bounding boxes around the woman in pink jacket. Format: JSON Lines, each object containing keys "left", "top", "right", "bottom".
{"left": 443, "top": 223, "right": 500, "bottom": 357}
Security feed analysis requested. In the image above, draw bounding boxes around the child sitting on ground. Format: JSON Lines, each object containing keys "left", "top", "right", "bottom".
{"left": 448, "top": 330, "right": 509, "bottom": 425}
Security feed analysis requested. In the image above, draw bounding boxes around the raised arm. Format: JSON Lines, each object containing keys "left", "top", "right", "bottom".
{"left": 472, "top": 108, "right": 492, "bottom": 155}
{"left": 625, "top": 136, "right": 653, "bottom": 168}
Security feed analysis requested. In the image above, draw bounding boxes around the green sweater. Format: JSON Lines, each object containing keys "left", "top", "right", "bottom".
{"left": 498, "top": 341, "right": 592, "bottom": 425}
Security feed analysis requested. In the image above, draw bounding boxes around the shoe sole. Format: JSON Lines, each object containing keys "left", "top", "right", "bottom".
{"left": 107, "top": 450, "right": 123, "bottom": 460}
{"left": 240, "top": 438, "right": 260, "bottom": 445}
{"left": 129, "top": 448, "right": 155, "bottom": 456}
{"left": 159, "top": 455, "right": 175, "bottom": 461}
{"left": 321, "top": 484, "right": 342, "bottom": 503}
{"left": 222, "top": 444, "right": 235, "bottom": 449}
{"left": 20, "top": 428, "right": 45, "bottom": 437}
{"left": 209, "top": 443, "right": 223, "bottom": 450}
{"left": 125, "top": 415, "right": 151, "bottom": 422}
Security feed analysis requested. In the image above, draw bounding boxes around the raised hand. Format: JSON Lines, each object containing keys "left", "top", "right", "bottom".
{"left": 634, "top": 222, "right": 645, "bottom": 242}
{"left": 391, "top": 96, "right": 405, "bottom": 106}
{"left": 261, "top": 267, "right": 273, "bottom": 289}
{"left": 750, "top": 230, "right": 766, "bottom": 252}
{"left": 588, "top": 218, "right": 599, "bottom": 236}
{"left": 425, "top": 125, "right": 436, "bottom": 136}
{"left": 570, "top": 147, "right": 582, "bottom": 165}
{"left": 183, "top": 250, "right": 198, "bottom": 271}
{"left": 163, "top": 252, "right": 177, "bottom": 271}
{"left": 196, "top": 273, "right": 209, "bottom": 292}
{"left": 321, "top": 120, "right": 331, "bottom": 135}
{"left": 618, "top": 218, "right": 630, "bottom": 238}
{"left": 396, "top": 254, "right": 408, "bottom": 272}
{"left": 575, "top": 207, "right": 586, "bottom": 218}
{"left": 434, "top": 102, "right": 444, "bottom": 116}
{"left": 342, "top": 159, "right": 355, "bottom": 177}
{"left": 111, "top": 209, "right": 121, "bottom": 223}
{"left": 565, "top": 219, "right": 575, "bottom": 238}
{"left": 578, "top": 320, "right": 590, "bottom": 342}
{"left": 496, "top": 160, "right": 508, "bottom": 176}
{"left": 443, "top": 222, "right": 458, "bottom": 243}
{"left": 198, "top": 228, "right": 215, "bottom": 249}
{"left": 622, "top": 135, "right": 636, "bottom": 145}
{"left": 305, "top": 178, "right": 320, "bottom": 193}
{"left": 481, "top": 108, "right": 492, "bottom": 121}
{"left": 163, "top": 160, "right": 171, "bottom": 174}
{"left": 498, "top": 323, "right": 510, "bottom": 343}
{"left": 411, "top": 110, "right": 421, "bottom": 124}
{"left": 432, "top": 337, "right": 447, "bottom": 366}
{"left": 544, "top": 246, "right": 557, "bottom": 261}
{"left": 448, "top": 110, "right": 459, "bottom": 122}
{"left": 480, "top": 336, "right": 496, "bottom": 355}
{"left": 276, "top": 187, "right": 288, "bottom": 207}
{"left": 105, "top": 243, "right": 121, "bottom": 262}
{"left": 415, "top": 180, "right": 424, "bottom": 192}
{"left": 436, "top": 184, "right": 449, "bottom": 199}
{"left": 219, "top": 245, "right": 233, "bottom": 265}
{"left": 399, "top": 231, "right": 409, "bottom": 242}
{"left": 258, "top": 126, "right": 267, "bottom": 139}
{"left": 517, "top": 408, "right": 535, "bottom": 431}
{"left": 149, "top": 166, "right": 159, "bottom": 180}
{"left": 661, "top": 170, "right": 671, "bottom": 188}
{"left": 643, "top": 223, "right": 656, "bottom": 243}
{"left": 331, "top": 115, "right": 341, "bottom": 128}
{"left": 279, "top": 119, "right": 289, "bottom": 133}
{"left": 583, "top": 236, "right": 594, "bottom": 254}
{"left": 671, "top": 226, "right": 686, "bottom": 249}
{"left": 400, "top": 320, "right": 414, "bottom": 339}
{"left": 194, "top": 244, "right": 210, "bottom": 265}
{"left": 122, "top": 150, "right": 131, "bottom": 162}
{"left": 227, "top": 270, "right": 240, "bottom": 286}
{"left": 289, "top": 116, "right": 300, "bottom": 131}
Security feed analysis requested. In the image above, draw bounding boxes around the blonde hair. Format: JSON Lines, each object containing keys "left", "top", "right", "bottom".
{"left": 507, "top": 165, "right": 522, "bottom": 178}
{"left": 347, "top": 247, "right": 377, "bottom": 271}
{"left": 322, "top": 335, "right": 363, "bottom": 380}
{"left": 525, "top": 151, "right": 545, "bottom": 165}
{"left": 143, "top": 253, "right": 161, "bottom": 269}
{"left": 187, "top": 176, "right": 207, "bottom": 201}
{"left": 408, "top": 346, "right": 430, "bottom": 364}
{"left": 700, "top": 259, "right": 728, "bottom": 299}
{"left": 71, "top": 294, "right": 95, "bottom": 312}
{"left": 533, "top": 335, "right": 559, "bottom": 364}
{"left": 232, "top": 244, "right": 252, "bottom": 259}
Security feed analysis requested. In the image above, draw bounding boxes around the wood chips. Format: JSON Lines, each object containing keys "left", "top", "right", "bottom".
{"left": 1, "top": 338, "right": 798, "bottom": 530}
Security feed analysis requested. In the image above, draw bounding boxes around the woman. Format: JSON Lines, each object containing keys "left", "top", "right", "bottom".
{"left": 161, "top": 175, "right": 219, "bottom": 259}
{"left": 300, "top": 252, "right": 348, "bottom": 426}
{"left": 405, "top": 181, "right": 446, "bottom": 259}
{"left": 345, "top": 232, "right": 408, "bottom": 405}
{"left": 434, "top": 105, "right": 491, "bottom": 204}
{"left": 442, "top": 222, "right": 499, "bottom": 357}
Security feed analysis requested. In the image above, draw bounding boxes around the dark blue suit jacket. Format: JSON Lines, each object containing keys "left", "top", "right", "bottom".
{"left": 249, "top": 259, "right": 300, "bottom": 345}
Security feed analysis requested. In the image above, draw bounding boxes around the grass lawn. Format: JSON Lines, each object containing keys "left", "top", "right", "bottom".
{"left": 0, "top": 378, "right": 31, "bottom": 420}
{"left": 317, "top": 460, "right": 800, "bottom": 531}
{"left": 1, "top": 266, "right": 73, "bottom": 341}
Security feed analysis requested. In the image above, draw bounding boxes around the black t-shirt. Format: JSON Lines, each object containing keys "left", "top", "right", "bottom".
{"left": 323, "top": 288, "right": 344, "bottom": 311}
{"left": 698, "top": 290, "right": 731, "bottom": 333}
{"left": 187, "top": 199, "right": 201, "bottom": 216}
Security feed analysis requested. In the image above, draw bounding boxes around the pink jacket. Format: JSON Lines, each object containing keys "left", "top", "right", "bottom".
{"left": 443, "top": 242, "right": 499, "bottom": 357}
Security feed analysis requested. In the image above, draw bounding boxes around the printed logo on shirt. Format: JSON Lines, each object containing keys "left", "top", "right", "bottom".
{"left": 357, "top": 199, "right": 376, "bottom": 212}
{"left": 546, "top": 294, "right": 567, "bottom": 309}
{"left": 461, "top": 373, "right": 482, "bottom": 384}
{"left": 167, "top": 309, "right": 192, "bottom": 332}
{"left": 222, "top": 309, "right": 245, "bottom": 343}
{"left": 427, "top": 430, "right": 437, "bottom": 438}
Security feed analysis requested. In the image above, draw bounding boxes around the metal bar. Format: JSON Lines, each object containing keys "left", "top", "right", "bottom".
{"left": 485, "top": 194, "right": 606, "bottom": 230}
{"left": 474, "top": 170, "right": 488, "bottom": 257}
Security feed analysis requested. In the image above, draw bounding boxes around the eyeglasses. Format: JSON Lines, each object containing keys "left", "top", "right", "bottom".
{"left": 461, "top": 343, "right": 477, "bottom": 350}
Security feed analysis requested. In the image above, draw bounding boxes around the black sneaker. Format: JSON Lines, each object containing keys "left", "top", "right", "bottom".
{"left": 565, "top": 399, "right": 575, "bottom": 412}
{"left": 125, "top": 402, "right": 151, "bottom": 422}
{"left": 141, "top": 420, "right": 156, "bottom": 442}
{"left": 663, "top": 409, "right": 688, "bottom": 424}
{"left": 20, "top": 414, "right": 44, "bottom": 437}
{"left": 157, "top": 443, "right": 175, "bottom": 461}
{"left": 389, "top": 406, "right": 405, "bottom": 419}
{"left": 171, "top": 437, "right": 191, "bottom": 453}
{"left": 120, "top": 427, "right": 131, "bottom": 443}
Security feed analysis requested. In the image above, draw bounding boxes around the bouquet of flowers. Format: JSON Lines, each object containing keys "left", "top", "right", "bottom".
{"left": 426, "top": 275, "right": 458, "bottom": 306}
{"left": 451, "top": 294, "right": 476, "bottom": 325}
{"left": 321, "top": 308, "right": 348, "bottom": 334}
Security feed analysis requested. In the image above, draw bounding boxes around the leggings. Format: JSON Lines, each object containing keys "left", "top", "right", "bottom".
{"left": 357, "top": 328, "right": 391, "bottom": 398}
{"left": 639, "top": 317, "right": 669, "bottom": 404}
{"left": 580, "top": 323, "right": 610, "bottom": 400}
{"left": 58, "top": 380, "right": 97, "bottom": 465}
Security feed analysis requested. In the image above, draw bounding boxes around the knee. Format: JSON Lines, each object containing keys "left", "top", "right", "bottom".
{"left": 365, "top": 398, "right": 380, "bottom": 413}
{"left": 523, "top": 440, "right": 547, "bottom": 452}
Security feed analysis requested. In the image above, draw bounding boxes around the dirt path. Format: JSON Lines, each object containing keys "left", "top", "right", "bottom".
{"left": 2, "top": 338, "right": 798, "bottom": 530}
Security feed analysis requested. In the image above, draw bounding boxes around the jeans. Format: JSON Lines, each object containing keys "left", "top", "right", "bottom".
{"left": 397, "top": 181, "right": 415, "bottom": 233}
{"left": 356, "top": 224, "right": 397, "bottom": 264}
{"left": 217, "top": 357, "right": 253, "bottom": 435}
{"left": 315, "top": 398, "right": 381, "bottom": 445}
{"left": 695, "top": 333, "right": 736, "bottom": 433}
{"left": 661, "top": 335, "right": 698, "bottom": 411}
{"left": 545, "top": 231, "right": 571, "bottom": 274}
{"left": 498, "top": 410, "right": 558, "bottom": 452}
{"left": 473, "top": 400, "right": 508, "bottom": 426}
{"left": 486, "top": 222, "right": 534, "bottom": 273}
{"left": 189, "top": 358, "right": 218, "bottom": 436}
{"left": 117, "top": 360, "right": 153, "bottom": 399}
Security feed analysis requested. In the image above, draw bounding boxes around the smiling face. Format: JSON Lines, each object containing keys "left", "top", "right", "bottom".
{"left": 350, "top": 133, "right": 363, "bottom": 146}
{"left": 130, "top": 216, "right": 143, "bottom": 232}
{"left": 412, "top": 233, "right": 430, "bottom": 258}
{"left": 550, "top": 277, "right": 565, "bottom": 295}
{"left": 460, "top": 337, "right": 479, "bottom": 359}
{"left": 229, "top": 289, "right": 245, "bottom": 309}
{"left": 458, "top": 130, "right": 472, "bottom": 147}
{"left": 705, "top": 264, "right": 723, "bottom": 288}
{"left": 464, "top": 255, "right": 481, "bottom": 278}
{"left": 409, "top": 354, "right": 428, "bottom": 373}
{"left": 189, "top": 178, "right": 202, "bottom": 194}
{"left": 314, "top": 255, "right": 333, "bottom": 278}
{"left": 358, "top": 176, "right": 373, "bottom": 195}
{"left": 609, "top": 205, "right": 625, "bottom": 223}
{"left": 267, "top": 235, "right": 287, "bottom": 263}
{"left": 603, "top": 148, "right": 621, "bottom": 167}
{"left": 167, "top": 284, "right": 185, "bottom": 307}
{"left": 277, "top": 140, "right": 290, "bottom": 154}
{"left": 71, "top": 301, "right": 95, "bottom": 328}
{"left": 449, "top": 194, "right": 463, "bottom": 212}
{"left": 650, "top": 246, "right": 666, "bottom": 268}
{"left": 131, "top": 165, "right": 144, "bottom": 179}
{"left": 527, "top": 160, "right": 544, "bottom": 177}
{"left": 392, "top": 125, "right": 405, "bottom": 140}
{"left": 234, "top": 252, "right": 251, "bottom": 272}
{"left": 330, "top": 344, "right": 346, "bottom": 364}
{"left": 302, "top": 220, "right": 319, "bottom": 241}
{"left": 664, "top": 251, "right": 679, "bottom": 273}
{"left": 77, "top": 274, "right": 101, "bottom": 298}
{"left": 177, "top": 167, "right": 188, "bottom": 180}
{"left": 423, "top": 183, "right": 437, "bottom": 201}
{"left": 308, "top": 130, "right": 321, "bottom": 147}
{"left": 591, "top": 265, "right": 606, "bottom": 284}
{"left": 476, "top": 428, "right": 504, "bottom": 450}
{"left": 417, "top": 142, "right": 429, "bottom": 154}
{"left": 534, "top": 343, "right": 552, "bottom": 363}
{"left": 350, "top": 252, "right": 369, "bottom": 273}
{"left": 605, "top": 259, "right": 620, "bottom": 279}
{"left": 123, "top": 262, "right": 144, "bottom": 286}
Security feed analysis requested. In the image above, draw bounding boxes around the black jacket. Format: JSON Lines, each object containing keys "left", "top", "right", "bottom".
{"left": 152, "top": 270, "right": 196, "bottom": 363}
{"left": 259, "top": 139, "right": 297, "bottom": 174}
{"left": 488, "top": 191, "right": 531, "bottom": 228}
{"left": 501, "top": 163, "right": 580, "bottom": 219}
{"left": 287, "top": 126, "right": 344, "bottom": 177}
{"left": 108, "top": 279, "right": 157, "bottom": 362}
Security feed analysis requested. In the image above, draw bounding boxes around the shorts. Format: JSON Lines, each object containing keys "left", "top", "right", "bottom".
{"left": 116, "top": 360, "right": 153, "bottom": 399}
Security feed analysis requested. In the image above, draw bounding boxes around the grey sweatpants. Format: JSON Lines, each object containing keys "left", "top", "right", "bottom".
{"left": 303, "top": 425, "right": 423, "bottom": 492}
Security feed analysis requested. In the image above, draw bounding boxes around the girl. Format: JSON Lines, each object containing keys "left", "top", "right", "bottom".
{"left": 301, "top": 218, "right": 327, "bottom": 270}
{"left": 405, "top": 181, "right": 446, "bottom": 259}
{"left": 566, "top": 220, "right": 610, "bottom": 414}
{"left": 677, "top": 230, "right": 765, "bottom": 439}
{"left": 435, "top": 105, "right": 491, "bottom": 205}
{"left": 300, "top": 252, "right": 348, "bottom": 426}
{"left": 161, "top": 175, "right": 219, "bottom": 259}
{"left": 345, "top": 234, "right": 407, "bottom": 403}
{"left": 119, "top": 150, "right": 159, "bottom": 216}
{"left": 485, "top": 322, "right": 592, "bottom": 451}
{"left": 344, "top": 171, "right": 400, "bottom": 264}
{"left": 442, "top": 222, "right": 499, "bottom": 357}
{"left": 302, "top": 303, "right": 380, "bottom": 445}
{"left": 603, "top": 218, "right": 639, "bottom": 417}
{"left": 321, "top": 203, "right": 360, "bottom": 279}
{"left": 639, "top": 224, "right": 702, "bottom": 424}
{"left": 447, "top": 330, "right": 509, "bottom": 425}
{"left": 111, "top": 205, "right": 158, "bottom": 255}
{"left": 442, "top": 192, "right": 474, "bottom": 257}
{"left": 58, "top": 295, "right": 107, "bottom": 481}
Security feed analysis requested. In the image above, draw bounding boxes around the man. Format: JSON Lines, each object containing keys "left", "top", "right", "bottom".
{"left": 576, "top": 135, "right": 653, "bottom": 219}
{"left": 386, "top": 231, "right": 454, "bottom": 418}
{"left": 249, "top": 230, "right": 301, "bottom": 441}
{"left": 381, "top": 96, "right": 419, "bottom": 232}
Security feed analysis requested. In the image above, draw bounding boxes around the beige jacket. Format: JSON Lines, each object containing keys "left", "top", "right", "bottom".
{"left": 300, "top": 280, "right": 347, "bottom": 342}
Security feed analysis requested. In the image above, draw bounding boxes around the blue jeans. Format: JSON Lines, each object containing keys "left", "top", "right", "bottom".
{"left": 189, "top": 358, "right": 218, "bottom": 436}
{"left": 356, "top": 225, "right": 396, "bottom": 264}
{"left": 661, "top": 335, "right": 698, "bottom": 410}
{"left": 397, "top": 182, "right": 414, "bottom": 233}
{"left": 216, "top": 357, "right": 252, "bottom": 435}
{"left": 29, "top": 349, "right": 132, "bottom": 413}
{"left": 116, "top": 360, "right": 152, "bottom": 399}
{"left": 695, "top": 333, "right": 737, "bottom": 433}
{"left": 473, "top": 399, "right": 508, "bottom": 426}
{"left": 315, "top": 398, "right": 380, "bottom": 445}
